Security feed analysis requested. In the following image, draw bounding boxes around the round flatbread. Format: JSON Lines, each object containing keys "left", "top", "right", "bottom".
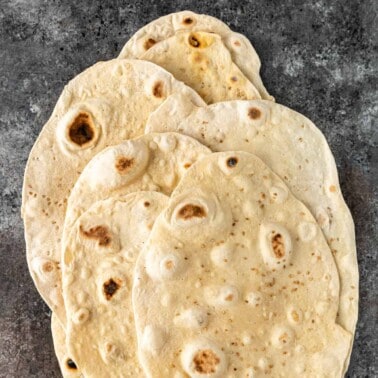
{"left": 51, "top": 313, "right": 82, "bottom": 378}
{"left": 63, "top": 192, "right": 168, "bottom": 377}
{"left": 22, "top": 59, "right": 204, "bottom": 324}
{"left": 134, "top": 152, "right": 352, "bottom": 377}
{"left": 146, "top": 97, "right": 358, "bottom": 341}
{"left": 119, "top": 10, "right": 272, "bottom": 101}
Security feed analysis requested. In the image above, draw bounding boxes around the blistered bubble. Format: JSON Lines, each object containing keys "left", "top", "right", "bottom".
{"left": 174, "top": 308, "right": 208, "bottom": 329}
{"left": 85, "top": 139, "right": 149, "bottom": 190}
{"left": 32, "top": 257, "right": 58, "bottom": 283}
{"left": 245, "top": 367, "right": 255, "bottom": 377}
{"left": 213, "top": 285, "right": 239, "bottom": 306}
{"left": 259, "top": 223, "right": 292, "bottom": 269}
{"left": 271, "top": 326, "right": 295, "bottom": 349}
{"left": 158, "top": 134, "right": 177, "bottom": 152}
{"left": 298, "top": 222, "right": 317, "bottom": 242}
{"left": 210, "top": 243, "right": 234, "bottom": 268}
{"left": 181, "top": 339, "right": 227, "bottom": 377}
{"left": 245, "top": 291, "right": 262, "bottom": 307}
{"left": 269, "top": 185, "right": 288, "bottom": 204}
{"left": 287, "top": 307, "right": 303, "bottom": 325}
{"left": 159, "top": 254, "right": 185, "bottom": 279}
{"left": 72, "top": 308, "right": 90, "bottom": 324}
{"left": 141, "top": 325, "right": 167, "bottom": 356}
{"left": 100, "top": 341, "right": 123, "bottom": 364}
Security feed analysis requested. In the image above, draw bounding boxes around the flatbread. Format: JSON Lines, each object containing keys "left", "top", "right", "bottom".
{"left": 51, "top": 313, "right": 82, "bottom": 378}
{"left": 119, "top": 10, "right": 273, "bottom": 101}
{"left": 146, "top": 96, "right": 358, "bottom": 341}
{"left": 21, "top": 59, "right": 205, "bottom": 324}
{"left": 133, "top": 151, "right": 352, "bottom": 377}
{"left": 63, "top": 192, "right": 168, "bottom": 377}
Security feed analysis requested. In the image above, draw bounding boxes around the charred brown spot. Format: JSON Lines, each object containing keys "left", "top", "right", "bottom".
{"left": 188, "top": 34, "right": 201, "bottom": 47}
{"left": 279, "top": 333, "right": 289, "bottom": 344}
{"left": 226, "top": 157, "right": 238, "bottom": 167}
{"left": 178, "top": 204, "right": 206, "bottom": 220}
{"left": 144, "top": 201, "right": 150, "bottom": 207}
{"left": 272, "top": 233, "right": 285, "bottom": 258}
{"left": 152, "top": 81, "right": 164, "bottom": 98}
{"left": 184, "top": 163, "right": 192, "bottom": 169}
{"left": 69, "top": 113, "right": 94, "bottom": 146}
{"left": 42, "top": 261, "right": 54, "bottom": 273}
{"left": 225, "top": 294, "right": 234, "bottom": 301}
{"left": 248, "top": 107, "right": 261, "bottom": 120}
{"left": 80, "top": 225, "right": 111, "bottom": 246}
{"left": 291, "top": 310, "right": 300, "bottom": 322}
{"left": 115, "top": 156, "right": 135, "bottom": 174}
{"left": 66, "top": 359, "right": 77, "bottom": 370}
{"left": 103, "top": 278, "right": 121, "bottom": 300}
{"left": 234, "top": 40, "right": 241, "bottom": 46}
{"left": 183, "top": 17, "right": 193, "bottom": 25}
{"left": 193, "top": 349, "right": 220, "bottom": 374}
{"left": 165, "top": 260, "right": 174, "bottom": 270}
{"left": 144, "top": 38, "right": 156, "bottom": 50}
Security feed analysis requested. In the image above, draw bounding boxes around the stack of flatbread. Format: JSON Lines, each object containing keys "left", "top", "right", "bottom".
{"left": 22, "top": 11, "right": 358, "bottom": 378}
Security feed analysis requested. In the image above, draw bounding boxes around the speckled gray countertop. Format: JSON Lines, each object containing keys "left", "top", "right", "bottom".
{"left": 0, "top": 1, "right": 376, "bottom": 377}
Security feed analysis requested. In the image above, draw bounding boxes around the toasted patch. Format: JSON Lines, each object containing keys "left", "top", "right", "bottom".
{"left": 248, "top": 107, "right": 261, "bottom": 120}
{"left": 69, "top": 112, "right": 94, "bottom": 146}
{"left": 144, "top": 38, "right": 156, "bottom": 50}
{"left": 79, "top": 225, "right": 111, "bottom": 246}
{"left": 178, "top": 204, "right": 206, "bottom": 220}
{"left": 193, "top": 349, "right": 220, "bottom": 374}
{"left": 152, "top": 81, "right": 164, "bottom": 98}
{"left": 115, "top": 156, "right": 135, "bottom": 174}
{"left": 272, "top": 233, "right": 285, "bottom": 258}
{"left": 103, "top": 278, "right": 122, "bottom": 300}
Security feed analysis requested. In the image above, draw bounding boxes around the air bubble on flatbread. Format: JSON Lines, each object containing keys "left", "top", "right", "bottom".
{"left": 56, "top": 100, "right": 107, "bottom": 155}
{"left": 297, "top": 221, "right": 317, "bottom": 242}
{"left": 141, "top": 325, "right": 167, "bottom": 356}
{"left": 210, "top": 243, "right": 234, "bottom": 268}
{"left": 181, "top": 339, "right": 227, "bottom": 377}
{"left": 84, "top": 140, "right": 150, "bottom": 190}
{"left": 174, "top": 308, "right": 209, "bottom": 329}
{"left": 270, "top": 326, "right": 295, "bottom": 349}
{"left": 259, "top": 223, "right": 292, "bottom": 269}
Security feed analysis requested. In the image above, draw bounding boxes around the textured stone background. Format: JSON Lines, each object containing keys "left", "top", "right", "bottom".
{"left": 0, "top": 0, "right": 376, "bottom": 377}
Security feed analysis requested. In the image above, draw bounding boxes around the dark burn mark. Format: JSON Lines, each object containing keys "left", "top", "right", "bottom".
{"left": 183, "top": 17, "right": 193, "bottom": 25}
{"left": 144, "top": 201, "right": 150, "bottom": 207}
{"left": 144, "top": 38, "right": 156, "bottom": 50}
{"left": 152, "top": 81, "right": 164, "bottom": 98}
{"left": 178, "top": 204, "right": 206, "bottom": 220}
{"left": 115, "top": 156, "right": 134, "bottom": 174}
{"left": 226, "top": 157, "right": 238, "bottom": 167}
{"left": 248, "top": 107, "right": 261, "bottom": 120}
{"left": 188, "top": 34, "right": 200, "bottom": 47}
{"left": 272, "top": 233, "right": 285, "bottom": 258}
{"left": 193, "top": 349, "right": 220, "bottom": 374}
{"left": 103, "top": 278, "right": 121, "bottom": 300}
{"left": 69, "top": 113, "right": 94, "bottom": 146}
{"left": 66, "top": 359, "right": 77, "bottom": 370}
{"left": 79, "top": 225, "right": 111, "bottom": 246}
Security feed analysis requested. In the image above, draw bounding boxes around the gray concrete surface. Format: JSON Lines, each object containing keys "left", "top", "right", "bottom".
{"left": 0, "top": 0, "right": 376, "bottom": 377}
